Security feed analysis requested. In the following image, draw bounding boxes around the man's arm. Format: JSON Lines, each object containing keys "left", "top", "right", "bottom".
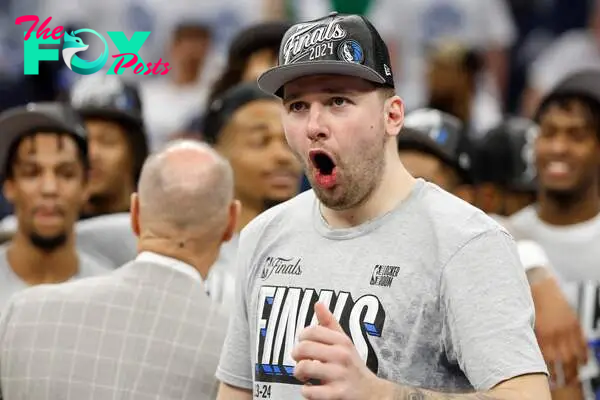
{"left": 216, "top": 382, "right": 252, "bottom": 400}
{"left": 386, "top": 374, "right": 549, "bottom": 399}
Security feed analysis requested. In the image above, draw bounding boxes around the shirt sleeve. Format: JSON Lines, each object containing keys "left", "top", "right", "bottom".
{"left": 215, "top": 231, "right": 254, "bottom": 390}
{"left": 441, "top": 229, "right": 548, "bottom": 390}
{"left": 517, "top": 240, "right": 551, "bottom": 272}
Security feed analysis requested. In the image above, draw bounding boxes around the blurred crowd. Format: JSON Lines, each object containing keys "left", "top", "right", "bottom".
{"left": 0, "top": 0, "right": 599, "bottom": 399}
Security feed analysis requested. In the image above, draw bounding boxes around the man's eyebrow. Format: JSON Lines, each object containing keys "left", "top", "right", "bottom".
{"left": 283, "top": 87, "right": 355, "bottom": 103}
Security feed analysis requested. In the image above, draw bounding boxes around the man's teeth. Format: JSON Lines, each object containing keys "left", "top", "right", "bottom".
{"left": 547, "top": 162, "right": 570, "bottom": 174}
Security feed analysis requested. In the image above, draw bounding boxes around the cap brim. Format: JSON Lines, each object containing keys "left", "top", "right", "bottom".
{"left": 257, "top": 61, "right": 386, "bottom": 97}
{"left": 397, "top": 133, "right": 472, "bottom": 184}
{"left": 77, "top": 107, "right": 143, "bottom": 129}
{"left": 397, "top": 134, "right": 451, "bottom": 166}
{"left": 0, "top": 110, "right": 82, "bottom": 178}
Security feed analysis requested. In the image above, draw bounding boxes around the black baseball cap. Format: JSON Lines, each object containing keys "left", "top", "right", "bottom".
{"left": 473, "top": 117, "right": 538, "bottom": 192}
{"left": 70, "top": 75, "right": 144, "bottom": 131}
{"left": 257, "top": 12, "right": 395, "bottom": 97}
{"left": 535, "top": 69, "right": 600, "bottom": 122}
{"left": 0, "top": 102, "right": 88, "bottom": 179}
{"left": 399, "top": 108, "right": 473, "bottom": 183}
{"left": 203, "top": 82, "right": 278, "bottom": 144}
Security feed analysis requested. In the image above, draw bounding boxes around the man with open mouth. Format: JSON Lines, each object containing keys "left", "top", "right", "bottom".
{"left": 216, "top": 12, "right": 550, "bottom": 400}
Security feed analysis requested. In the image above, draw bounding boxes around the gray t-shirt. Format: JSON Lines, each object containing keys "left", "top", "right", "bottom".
{"left": 76, "top": 212, "right": 137, "bottom": 269}
{"left": 216, "top": 179, "right": 547, "bottom": 398}
{"left": 0, "top": 244, "right": 111, "bottom": 311}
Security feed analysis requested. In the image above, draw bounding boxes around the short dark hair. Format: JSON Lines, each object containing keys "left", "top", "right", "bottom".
{"left": 536, "top": 94, "right": 600, "bottom": 141}
{"left": 377, "top": 86, "right": 396, "bottom": 100}
{"left": 3, "top": 131, "right": 89, "bottom": 180}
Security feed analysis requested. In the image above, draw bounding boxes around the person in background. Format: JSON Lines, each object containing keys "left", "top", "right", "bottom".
{"left": 508, "top": 69, "right": 600, "bottom": 400}
{"left": 369, "top": 0, "right": 516, "bottom": 113}
{"left": 471, "top": 117, "right": 539, "bottom": 217}
{"left": 202, "top": 82, "right": 303, "bottom": 306}
{"left": 141, "top": 21, "right": 212, "bottom": 151}
{"left": 398, "top": 108, "right": 474, "bottom": 202}
{"left": 398, "top": 111, "right": 585, "bottom": 378}
{"left": 0, "top": 140, "right": 238, "bottom": 399}
{"left": 471, "top": 116, "right": 588, "bottom": 399}
{"left": 522, "top": 0, "right": 600, "bottom": 118}
{"left": 175, "top": 20, "right": 291, "bottom": 142}
{"left": 70, "top": 75, "right": 149, "bottom": 219}
{"left": 207, "top": 21, "right": 291, "bottom": 105}
{"left": 0, "top": 102, "right": 110, "bottom": 310}
{"left": 424, "top": 42, "right": 502, "bottom": 137}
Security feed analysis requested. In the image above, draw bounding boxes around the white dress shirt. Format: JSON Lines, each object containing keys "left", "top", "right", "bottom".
{"left": 136, "top": 251, "right": 202, "bottom": 283}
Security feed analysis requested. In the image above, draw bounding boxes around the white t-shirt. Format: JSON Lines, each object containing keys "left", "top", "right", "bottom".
{"left": 509, "top": 206, "right": 600, "bottom": 392}
{"left": 488, "top": 214, "right": 553, "bottom": 273}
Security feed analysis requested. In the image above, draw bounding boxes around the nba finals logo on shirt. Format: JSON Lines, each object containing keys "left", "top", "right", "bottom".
{"left": 260, "top": 256, "right": 303, "bottom": 281}
{"left": 255, "top": 286, "right": 385, "bottom": 385}
{"left": 15, "top": 15, "right": 171, "bottom": 76}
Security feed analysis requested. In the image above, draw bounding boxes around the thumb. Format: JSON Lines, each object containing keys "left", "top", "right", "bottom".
{"left": 315, "top": 302, "right": 343, "bottom": 332}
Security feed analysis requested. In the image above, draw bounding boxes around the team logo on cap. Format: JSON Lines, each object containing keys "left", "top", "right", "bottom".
{"left": 338, "top": 40, "right": 364, "bottom": 64}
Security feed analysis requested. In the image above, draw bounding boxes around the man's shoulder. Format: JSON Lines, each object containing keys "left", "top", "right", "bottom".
{"left": 6, "top": 273, "right": 117, "bottom": 313}
{"left": 420, "top": 182, "right": 505, "bottom": 236}
{"left": 76, "top": 212, "right": 132, "bottom": 232}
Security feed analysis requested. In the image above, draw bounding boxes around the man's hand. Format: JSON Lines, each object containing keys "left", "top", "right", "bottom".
{"left": 292, "top": 302, "right": 386, "bottom": 400}
{"left": 530, "top": 276, "right": 587, "bottom": 387}
{"left": 292, "top": 303, "right": 550, "bottom": 400}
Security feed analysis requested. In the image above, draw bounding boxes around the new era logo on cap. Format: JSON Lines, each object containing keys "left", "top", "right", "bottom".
{"left": 257, "top": 12, "right": 395, "bottom": 97}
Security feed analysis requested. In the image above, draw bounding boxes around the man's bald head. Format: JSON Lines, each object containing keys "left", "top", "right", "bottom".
{"left": 135, "top": 140, "right": 235, "bottom": 241}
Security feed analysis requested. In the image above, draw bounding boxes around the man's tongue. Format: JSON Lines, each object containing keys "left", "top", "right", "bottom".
{"left": 315, "top": 167, "right": 337, "bottom": 189}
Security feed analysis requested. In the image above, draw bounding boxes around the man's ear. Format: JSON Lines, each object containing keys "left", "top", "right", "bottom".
{"left": 385, "top": 95, "right": 404, "bottom": 138}
{"left": 130, "top": 192, "right": 140, "bottom": 237}
{"left": 222, "top": 199, "right": 241, "bottom": 242}
{"left": 2, "top": 179, "right": 15, "bottom": 204}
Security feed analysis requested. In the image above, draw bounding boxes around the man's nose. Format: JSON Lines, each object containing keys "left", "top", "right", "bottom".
{"left": 40, "top": 171, "right": 59, "bottom": 195}
{"left": 547, "top": 134, "right": 570, "bottom": 155}
{"left": 306, "top": 104, "right": 329, "bottom": 142}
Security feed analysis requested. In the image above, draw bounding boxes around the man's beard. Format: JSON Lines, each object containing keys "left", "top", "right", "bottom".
{"left": 29, "top": 232, "right": 68, "bottom": 252}
{"left": 309, "top": 140, "right": 386, "bottom": 211}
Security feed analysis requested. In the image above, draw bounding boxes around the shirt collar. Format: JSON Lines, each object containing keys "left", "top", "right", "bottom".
{"left": 136, "top": 251, "right": 202, "bottom": 283}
